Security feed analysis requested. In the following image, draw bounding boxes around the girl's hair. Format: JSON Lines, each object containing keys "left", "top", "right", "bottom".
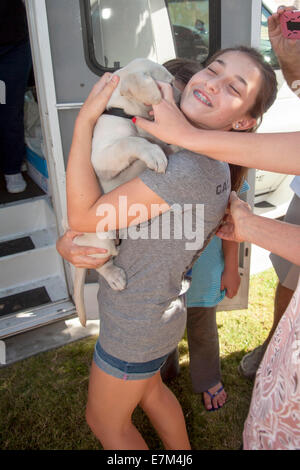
{"left": 163, "top": 58, "right": 203, "bottom": 85}
{"left": 164, "top": 47, "right": 277, "bottom": 193}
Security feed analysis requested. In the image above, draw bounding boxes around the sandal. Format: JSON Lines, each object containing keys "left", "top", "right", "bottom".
{"left": 202, "top": 385, "right": 226, "bottom": 412}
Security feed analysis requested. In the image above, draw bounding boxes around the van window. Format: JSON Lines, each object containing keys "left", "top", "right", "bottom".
{"left": 165, "top": 0, "right": 209, "bottom": 63}
{"left": 260, "top": 4, "right": 279, "bottom": 68}
{"left": 80, "top": 0, "right": 218, "bottom": 74}
{"left": 87, "top": 0, "right": 158, "bottom": 70}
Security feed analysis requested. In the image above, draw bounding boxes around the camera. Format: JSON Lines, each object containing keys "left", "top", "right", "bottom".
{"left": 280, "top": 10, "right": 300, "bottom": 39}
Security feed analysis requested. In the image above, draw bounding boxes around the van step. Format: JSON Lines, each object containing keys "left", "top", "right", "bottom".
{"left": 0, "top": 316, "right": 99, "bottom": 367}
{"left": 0, "top": 274, "right": 69, "bottom": 307}
{"left": 0, "top": 236, "right": 35, "bottom": 257}
{"left": 0, "top": 171, "right": 44, "bottom": 206}
{"left": 0, "top": 299, "right": 76, "bottom": 340}
{"left": 0, "top": 286, "right": 51, "bottom": 317}
{"left": 0, "top": 197, "right": 55, "bottom": 241}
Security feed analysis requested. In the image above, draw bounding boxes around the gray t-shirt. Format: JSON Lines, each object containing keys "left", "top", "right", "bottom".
{"left": 97, "top": 150, "right": 230, "bottom": 362}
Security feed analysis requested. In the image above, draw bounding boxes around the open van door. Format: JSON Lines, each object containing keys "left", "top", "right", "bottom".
{"left": 1, "top": 0, "right": 260, "bottom": 365}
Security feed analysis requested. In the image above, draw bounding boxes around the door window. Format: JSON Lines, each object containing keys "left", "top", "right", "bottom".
{"left": 81, "top": 0, "right": 220, "bottom": 74}
{"left": 260, "top": 5, "right": 279, "bottom": 68}
{"left": 88, "top": 0, "right": 159, "bottom": 70}
{"left": 165, "top": 0, "right": 210, "bottom": 63}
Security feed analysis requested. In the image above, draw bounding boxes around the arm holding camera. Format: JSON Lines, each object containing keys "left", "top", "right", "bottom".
{"left": 268, "top": 6, "right": 300, "bottom": 92}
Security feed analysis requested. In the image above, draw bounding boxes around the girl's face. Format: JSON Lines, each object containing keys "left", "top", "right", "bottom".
{"left": 180, "top": 51, "right": 262, "bottom": 131}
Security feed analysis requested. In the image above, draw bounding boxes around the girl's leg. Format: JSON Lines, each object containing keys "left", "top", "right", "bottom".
{"left": 139, "top": 372, "right": 191, "bottom": 450}
{"left": 86, "top": 360, "right": 190, "bottom": 450}
{"left": 86, "top": 361, "right": 149, "bottom": 449}
{"left": 187, "top": 306, "right": 227, "bottom": 410}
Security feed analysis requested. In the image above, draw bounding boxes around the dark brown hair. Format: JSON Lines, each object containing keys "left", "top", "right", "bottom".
{"left": 163, "top": 58, "right": 203, "bottom": 85}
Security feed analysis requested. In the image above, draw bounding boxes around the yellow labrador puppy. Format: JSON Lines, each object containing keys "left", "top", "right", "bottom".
{"left": 73, "top": 59, "right": 174, "bottom": 326}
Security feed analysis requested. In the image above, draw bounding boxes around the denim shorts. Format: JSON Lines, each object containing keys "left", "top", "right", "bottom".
{"left": 93, "top": 340, "right": 169, "bottom": 380}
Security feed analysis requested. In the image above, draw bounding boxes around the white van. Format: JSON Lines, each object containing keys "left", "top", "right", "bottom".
{"left": 254, "top": 0, "right": 300, "bottom": 218}
{"left": 0, "top": 0, "right": 297, "bottom": 365}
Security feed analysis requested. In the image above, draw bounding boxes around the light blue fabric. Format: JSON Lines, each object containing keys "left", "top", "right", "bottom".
{"left": 187, "top": 180, "right": 250, "bottom": 307}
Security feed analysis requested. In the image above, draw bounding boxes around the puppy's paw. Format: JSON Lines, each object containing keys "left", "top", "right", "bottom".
{"left": 140, "top": 144, "right": 168, "bottom": 173}
{"left": 105, "top": 266, "right": 127, "bottom": 291}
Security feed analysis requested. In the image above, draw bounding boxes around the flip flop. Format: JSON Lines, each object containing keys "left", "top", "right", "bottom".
{"left": 202, "top": 385, "right": 225, "bottom": 412}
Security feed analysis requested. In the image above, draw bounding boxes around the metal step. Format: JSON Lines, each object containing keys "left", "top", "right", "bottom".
{"left": 0, "top": 299, "right": 75, "bottom": 340}
{"left": 0, "top": 245, "right": 68, "bottom": 297}
{"left": 0, "top": 195, "right": 71, "bottom": 340}
{"left": 0, "top": 315, "right": 99, "bottom": 367}
{"left": 0, "top": 197, "right": 56, "bottom": 241}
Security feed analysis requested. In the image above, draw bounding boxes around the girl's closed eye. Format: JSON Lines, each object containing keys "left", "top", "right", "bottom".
{"left": 229, "top": 84, "right": 241, "bottom": 95}
{"left": 207, "top": 67, "right": 217, "bottom": 75}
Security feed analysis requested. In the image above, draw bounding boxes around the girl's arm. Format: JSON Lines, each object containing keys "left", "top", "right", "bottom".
{"left": 221, "top": 240, "right": 241, "bottom": 299}
{"left": 67, "top": 73, "right": 170, "bottom": 233}
{"left": 134, "top": 86, "right": 300, "bottom": 175}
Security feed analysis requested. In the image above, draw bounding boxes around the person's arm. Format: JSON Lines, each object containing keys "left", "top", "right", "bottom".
{"left": 221, "top": 240, "right": 241, "bottom": 299}
{"left": 217, "top": 192, "right": 300, "bottom": 266}
{"left": 268, "top": 6, "right": 300, "bottom": 91}
{"left": 66, "top": 74, "right": 170, "bottom": 233}
{"left": 134, "top": 93, "right": 300, "bottom": 174}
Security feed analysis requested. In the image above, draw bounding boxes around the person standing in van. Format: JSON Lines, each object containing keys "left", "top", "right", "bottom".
{"left": 0, "top": 0, "right": 32, "bottom": 193}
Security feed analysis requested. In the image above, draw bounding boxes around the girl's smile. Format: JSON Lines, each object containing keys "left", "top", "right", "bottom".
{"left": 193, "top": 89, "right": 213, "bottom": 107}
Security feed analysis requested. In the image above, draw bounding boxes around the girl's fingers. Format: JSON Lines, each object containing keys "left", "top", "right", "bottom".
{"left": 229, "top": 191, "right": 238, "bottom": 203}
{"left": 155, "top": 81, "right": 176, "bottom": 102}
{"left": 277, "top": 5, "right": 297, "bottom": 13}
{"left": 134, "top": 115, "right": 156, "bottom": 134}
{"left": 72, "top": 246, "right": 108, "bottom": 256}
{"left": 73, "top": 257, "right": 109, "bottom": 269}
{"left": 91, "top": 73, "right": 113, "bottom": 94}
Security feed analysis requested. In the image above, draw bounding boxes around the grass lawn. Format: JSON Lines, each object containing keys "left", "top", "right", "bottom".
{"left": 0, "top": 268, "right": 277, "bottom": 450}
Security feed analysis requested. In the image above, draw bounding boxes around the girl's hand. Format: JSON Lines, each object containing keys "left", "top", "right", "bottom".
{"left": 77, "top": 73, "right": 120, "bottom": 127}
{"left": 216, "top": 192, "right": 253, "bottom": 243}
{"left": 56, "top": 230, "right": 111, "bottom": 269}
{"left": 221, "top": 267, "right": 241, "bottom": 299}
{"left": 134, "top": 81, "right": 194, "bottom": 145}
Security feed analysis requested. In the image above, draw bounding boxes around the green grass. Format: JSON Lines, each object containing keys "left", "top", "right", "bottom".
{"left": 0, "top": 268, "right": 276, "bottom": 450}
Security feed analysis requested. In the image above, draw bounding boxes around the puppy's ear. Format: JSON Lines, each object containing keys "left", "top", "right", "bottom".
{"left": 120, "top": 72, "right": 162, "bottom": 105}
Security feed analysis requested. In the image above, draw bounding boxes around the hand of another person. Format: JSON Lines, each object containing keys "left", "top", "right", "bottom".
{"left": 77, "top": 73, "right": 120, "bottom": 127}
{"left": 268, "top": 5, "right": 300, "bottom": 85}
{"left": 134, "top": 81, "right": 193, "bottom": 146}
{"left": 56, "top": 230, "right": 111, "bottom": 269}
{"left": 216, "top": 192, "right": 253, "bottom": 243}
{"left": 220, "top": 267, "right": 241, "bottom": 299}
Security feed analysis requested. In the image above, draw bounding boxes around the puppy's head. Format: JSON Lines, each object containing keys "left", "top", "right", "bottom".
{"left": 107, "top": 59, "right": 174, "bottom": 118}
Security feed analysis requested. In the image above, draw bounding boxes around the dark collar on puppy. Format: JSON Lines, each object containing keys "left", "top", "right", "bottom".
{"left": 103, "top": 107, "right": 136, "bottom": 120}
